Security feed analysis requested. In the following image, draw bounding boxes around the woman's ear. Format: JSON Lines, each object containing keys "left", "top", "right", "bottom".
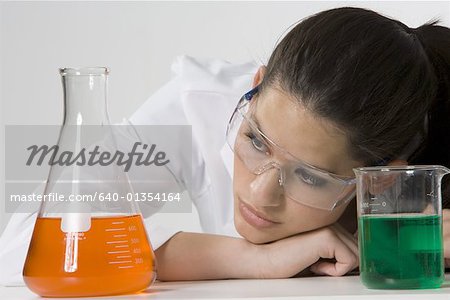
{"left": 368, "top": 159, "right": 408, "bottom": 195}
{"left": 387, "top": 159, "right": 408, "bottom": 167}
{"left": 252, "top": 66, "right": 266, "bottom": 88}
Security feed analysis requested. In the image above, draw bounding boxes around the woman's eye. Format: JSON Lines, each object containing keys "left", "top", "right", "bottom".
{"left": 245, "top": 132, "right": 269, "bottom": 154}
{"left": 295, "top": 168, "right": 326, "bottom": 187}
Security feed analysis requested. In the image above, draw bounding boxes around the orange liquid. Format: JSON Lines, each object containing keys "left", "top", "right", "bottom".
{"left": 23, "top": 215, "right": 156, "bottom": 297}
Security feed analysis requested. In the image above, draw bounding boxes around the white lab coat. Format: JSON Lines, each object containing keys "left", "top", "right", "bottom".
{"left": 0, "top": 55, "right": 259, "bottom": 286}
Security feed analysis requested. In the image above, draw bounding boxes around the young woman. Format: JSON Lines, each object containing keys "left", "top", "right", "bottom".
{"left": 1, "top": 7, "right": 449, "bottom": 284}
{"left": 152, "top": 6, "right": 450, "bottom": 280}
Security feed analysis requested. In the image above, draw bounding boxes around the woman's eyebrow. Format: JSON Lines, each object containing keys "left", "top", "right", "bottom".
{"left": 250, "top": 114, "right": 270, "bottom": 141}
{"left": 251, "top": 114, "right": 336, "bottom": 175}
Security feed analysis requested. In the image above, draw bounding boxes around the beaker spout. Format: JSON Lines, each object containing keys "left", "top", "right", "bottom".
{"left": 435, "top": 165, "right": 450, "bottom": 179}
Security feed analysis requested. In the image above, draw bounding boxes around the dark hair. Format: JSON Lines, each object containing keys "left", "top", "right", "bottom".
{"left": 262, "top": 7, "right": 450, "bottom": 207}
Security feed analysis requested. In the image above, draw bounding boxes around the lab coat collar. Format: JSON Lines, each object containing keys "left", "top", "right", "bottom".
{"left": 220, "top": 142, "right": 234, "bottom": 178}
{"left": 174, "top": 55, "right": 257, "bottom": 181}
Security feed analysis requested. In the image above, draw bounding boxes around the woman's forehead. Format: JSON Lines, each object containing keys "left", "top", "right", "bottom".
{"left": 253, "top": 87, "right": 358, "bottom": 174}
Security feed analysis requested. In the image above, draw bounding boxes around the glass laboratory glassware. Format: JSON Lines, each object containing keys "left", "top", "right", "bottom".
{"left": 354, "top": 165, "right": 449, "bottom": 289}
{"left": 23, "top": 67, "right": 156, "bottom": 297}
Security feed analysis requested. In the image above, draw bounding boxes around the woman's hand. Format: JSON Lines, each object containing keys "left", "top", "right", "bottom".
{"left": 257, "top": 223, "right": 359, "bottom": 278}
{"left": 443, "top": 209, "right": 450, "bottom": 268}
{"left": 154, "top": 226, "right": 358, "bottom": 281}
{"left": 309, "top": 223, "right": 359, "bottom": 276}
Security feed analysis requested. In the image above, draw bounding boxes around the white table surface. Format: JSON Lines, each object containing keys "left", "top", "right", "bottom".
{"left": 1, "top": 274, "right": 450, "bottom": 300}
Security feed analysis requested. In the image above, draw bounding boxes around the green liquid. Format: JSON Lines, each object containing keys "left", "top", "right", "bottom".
{"left": 358, "top": 214, "right": 444, "bottom": 289}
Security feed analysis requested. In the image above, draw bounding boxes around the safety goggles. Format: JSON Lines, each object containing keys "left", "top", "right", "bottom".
{"left": 226, "top": 85, "right": 357, "bottom": 211}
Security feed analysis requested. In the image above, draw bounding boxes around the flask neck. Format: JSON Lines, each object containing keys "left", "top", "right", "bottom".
{"left": 60, "top": 67, "right": 110, "bottom": 125}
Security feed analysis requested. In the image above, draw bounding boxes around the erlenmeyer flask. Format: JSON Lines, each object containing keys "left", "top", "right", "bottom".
{"left": 23, "top": 67, "right": 156, "bottom": 297}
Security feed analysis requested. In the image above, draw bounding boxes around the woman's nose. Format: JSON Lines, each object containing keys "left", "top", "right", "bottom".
{"left": 249, "top": 167, "right": 284, "bottom": 207}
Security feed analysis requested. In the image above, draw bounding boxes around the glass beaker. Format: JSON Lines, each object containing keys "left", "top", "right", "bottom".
{"left": 23, "top": 67, "right": 156, "bottom": 297}
{"left": 354, "top": 165, "right": 449, "bottom": 289}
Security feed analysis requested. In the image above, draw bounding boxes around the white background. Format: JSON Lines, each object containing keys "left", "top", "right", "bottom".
{"left": 1, "top": 1, "right": 450, "bottom": 235}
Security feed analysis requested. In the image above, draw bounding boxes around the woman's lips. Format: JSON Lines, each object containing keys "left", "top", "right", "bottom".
{"left": 238, "top": 200, "right": 280, "bottom": 229}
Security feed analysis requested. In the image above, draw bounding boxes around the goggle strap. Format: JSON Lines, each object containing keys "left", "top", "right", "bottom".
{"left": 244, "top": 85, "right": 260, "bottom": 101}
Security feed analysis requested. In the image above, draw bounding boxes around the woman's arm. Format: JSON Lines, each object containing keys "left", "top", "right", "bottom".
{"left": 155, "top": 232, "right": 262, "bottom": 280}
{"left": 443, "top": 209, "right": 450, "bottom": 268}
{"left": 154, "top": 225, "right": 359, "bottom": 281}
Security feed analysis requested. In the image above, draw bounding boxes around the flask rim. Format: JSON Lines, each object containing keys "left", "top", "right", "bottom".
{"left": 59, "top": 67, "right": 109, "bottom": 76}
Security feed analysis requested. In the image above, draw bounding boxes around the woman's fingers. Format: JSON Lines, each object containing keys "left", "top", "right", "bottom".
{"left": 331, "top": 223, "right": 359, "bottom": 258}
{"left": 443, "top": 209, "right": 450, "bottom": 266}
{"left": 310, "top": 227, "right": 359, "bottom": 276}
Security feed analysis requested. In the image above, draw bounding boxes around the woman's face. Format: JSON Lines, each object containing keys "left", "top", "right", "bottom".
{"left": 233, "top": 83, "right": 363, "bottom": 244}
